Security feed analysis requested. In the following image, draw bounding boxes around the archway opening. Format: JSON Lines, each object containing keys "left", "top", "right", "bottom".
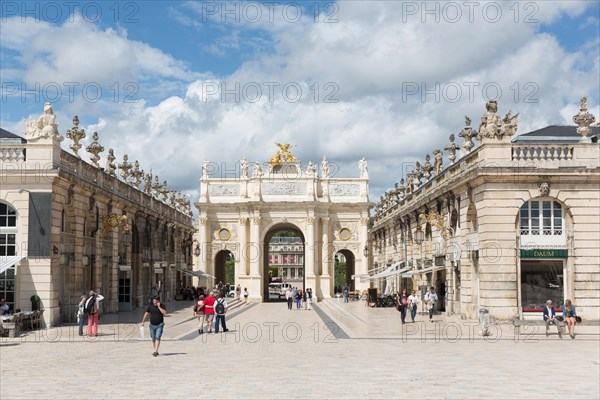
{"left": 263, "top": 225, "right": 305, "bottom": 302}
{"left": 333, "top": 250, "right": 355, "bottom": 294}
{"left": 215, "top": 250, "right": 235, "bottom": 287}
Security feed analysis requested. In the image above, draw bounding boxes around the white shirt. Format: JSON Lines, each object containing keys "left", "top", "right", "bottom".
{"left": 408, "top": 294, "right": 419, "bottom": 305}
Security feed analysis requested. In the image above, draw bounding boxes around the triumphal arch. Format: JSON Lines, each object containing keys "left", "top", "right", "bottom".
{"left": 195, "top": 145, "right": 371, "bottom": 301}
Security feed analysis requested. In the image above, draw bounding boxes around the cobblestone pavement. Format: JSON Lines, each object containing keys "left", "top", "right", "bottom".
{"left": 1, "top": 299, "right": 599, "bottom": 399}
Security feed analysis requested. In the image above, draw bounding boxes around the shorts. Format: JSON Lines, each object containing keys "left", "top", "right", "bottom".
{"left": 149, "top": 322, "right": 164, "bottom": 341}
{"left": 204, "top": 314, "right": 214, "bottom": 322}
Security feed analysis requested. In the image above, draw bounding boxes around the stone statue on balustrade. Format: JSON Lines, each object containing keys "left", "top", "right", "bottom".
{"left": 252, "top": 161, "right": 263, "bottom": 178}
{"left": 432, "top": 149, "right": 443, "bottom": 175}
{"left": 444, "top": 134, "right": 460, "bottom": 163}
{"left": 240, "top": 157, "right": 248, "bottom": 179}
{"left": 414, "top": 162, "right": 423, "bottom": 187}
{"left": 105, "top": 149, "right": 117, "bottom": 177}
{"left": 321, "top": 157, "right": 330, "bottom": 178}
{"left": 143, "top": 172, "right": 153, "bottom": 195}
{"left": 358, "top": 157, "right": 368, "bottom": 178}
{"left": 405, "top": 173, "right": 415, "bottom": 195}
{"left": 422, "top": 155, "right": 432, "bottom": 180}
{"left": 459, "top": 116, "right": 477, "bottom": 152}
{"left": 478, "top": 100, "right": 519, "bottom": 140}
{"left": 306, "top": 162, "right": 317, "bottom": 177}
{"left": 25, "top": 102, "right": 62, "bottom": 142}
{"left": 202, "top": 160, "right": 209, "bottom": 179}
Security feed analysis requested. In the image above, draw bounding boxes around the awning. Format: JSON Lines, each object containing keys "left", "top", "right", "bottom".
{"left": 0, "top": 256, "right": 23, "bottom": 275}
{"left": 402, "top": 264, "right": 446, "bottom": 278}
{"left": 118, "top": 265, "right": 131, "bottom": 271}
{"left": 366, "top": 261, "right": 404, "bottom": 281}
{"left": 177, "top": 268, "right": 215, "bottom": 279}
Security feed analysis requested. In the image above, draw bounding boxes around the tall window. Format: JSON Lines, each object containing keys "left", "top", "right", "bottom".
{"left": 0, "top": 203, "right": 17, "bottom": 308}
{"left": 520, "top": 200, "right": 563, "bottom": 236}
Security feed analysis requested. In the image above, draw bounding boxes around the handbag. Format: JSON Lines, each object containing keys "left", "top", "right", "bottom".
{"left": 575, "top": 316, "right": 582, "bottom": 323}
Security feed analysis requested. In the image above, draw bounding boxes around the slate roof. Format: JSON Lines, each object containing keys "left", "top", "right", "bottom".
{"left": 513, "top": 125, "right": 599, "bottom": 143}
{"left": 0, "top": 128, "right": 27, "bottom": 143}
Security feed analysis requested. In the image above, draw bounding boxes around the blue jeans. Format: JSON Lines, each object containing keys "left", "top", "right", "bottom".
{"left": 343, "top": 292, "right": 348, "bottom": 303}
{"left": 215, "top": 315, "right": 227, "bottom": 333}
{"left": 429, "top": 306, "right": 435, "bottom": 320}
{"left": 410, "top": 305, "right": 417, "bottom": 322}
{"left": 400, "top": 305, "right": 407, "bottom": 322}
{"left": 78, "top": 314, "right": 87, "bottom": 335}
{"left": 149, "top": 322, "right": 164, "bottom": 341}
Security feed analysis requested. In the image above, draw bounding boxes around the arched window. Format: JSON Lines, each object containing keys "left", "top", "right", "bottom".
{"left": 0, "top": 202, "right": 18, "bottom": 308}
{"left": 520, "top": 200, "right": 563, "bottom": 236}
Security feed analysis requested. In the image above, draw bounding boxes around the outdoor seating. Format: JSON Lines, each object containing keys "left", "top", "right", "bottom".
{"left": 30, "top": 310, "right": 41, "bottom": 330}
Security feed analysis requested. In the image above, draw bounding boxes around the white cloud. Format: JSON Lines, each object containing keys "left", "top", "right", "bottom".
{"left": 2, "top": 1, "right": 599, "bottom": 203}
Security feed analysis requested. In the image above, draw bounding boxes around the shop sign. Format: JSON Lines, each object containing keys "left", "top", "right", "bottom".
{"left": 520, "top": 249, "right": 568, "bottom": 259}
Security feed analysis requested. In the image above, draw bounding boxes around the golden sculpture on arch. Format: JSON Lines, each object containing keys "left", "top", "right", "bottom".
{"left": 270, "top": 143, "right": 297, "bottom": 168}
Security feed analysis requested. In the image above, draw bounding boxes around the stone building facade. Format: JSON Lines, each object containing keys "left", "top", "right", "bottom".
{"left": 370, "top": 98, "right": 599, "bottom": 320}
{"left": 0, "top": 105, "right": 194, "bottom": 327}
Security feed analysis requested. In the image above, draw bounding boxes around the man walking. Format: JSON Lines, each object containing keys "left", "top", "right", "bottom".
{"left": 203, "top": 291, "right": 216, "bottom": 333}
{"left": 140, "top": 296, "right": 167, "bottom": 357}
{"left": 214, "top": 294, "right": 229, "bottom": 334}
{"left": 285, "top": 287, "right": 293, "bottom": 310}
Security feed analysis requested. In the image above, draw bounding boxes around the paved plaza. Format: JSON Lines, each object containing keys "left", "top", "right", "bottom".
{"left": 1, "top": 300, "right": 599, "bottom": 400}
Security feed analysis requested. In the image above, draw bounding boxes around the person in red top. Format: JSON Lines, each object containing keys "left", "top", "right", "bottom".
{"left": 203, "top": 291, "right": 216, "bottom": 333}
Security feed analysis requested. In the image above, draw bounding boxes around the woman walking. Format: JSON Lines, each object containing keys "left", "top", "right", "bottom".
{"left": 398, "top": 288, "right": 408, "bottom": 324}
{"left": 77, "top": 295, "right": 87, "bottom": 336}
{"left": 194, "top": 295, "right": 206, "bottom": 334}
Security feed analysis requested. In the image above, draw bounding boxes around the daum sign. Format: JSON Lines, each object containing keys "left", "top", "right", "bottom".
{"left": 520, "top": 249, "right": 568, "bottom": 259}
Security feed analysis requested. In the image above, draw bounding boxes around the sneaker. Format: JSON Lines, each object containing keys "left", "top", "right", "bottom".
{"left": 402, "top": 321, "right": 405, "bottom": 324}
{"left": 570, "top": 333, "right": 575, "bottom": 339}
{"left": 224, "top": 329, "right": 229, "bottom": 332}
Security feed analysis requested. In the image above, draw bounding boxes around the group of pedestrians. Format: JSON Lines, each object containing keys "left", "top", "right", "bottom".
{"left": 285, "top": 287, "right": 313, "bottom": 310}
{"left": 396, "top": 287, "right": 438, "bottom": 324}
{"left": 192, "top": 290, "right": 230, "bottom": 336}
{"left": 76, "top": 290, "right": 104, "bottom": 337}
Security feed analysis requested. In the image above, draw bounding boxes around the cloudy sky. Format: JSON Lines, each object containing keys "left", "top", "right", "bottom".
{"left": 1, "top": 1, "right": 599, "bottom": 207}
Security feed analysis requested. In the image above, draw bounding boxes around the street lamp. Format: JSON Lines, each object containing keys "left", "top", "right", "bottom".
{"left": 363, "top": 245, "right": 369, "bottom": 258}
{"left": 193, "top": 242, "right": 201, "bottom": 257}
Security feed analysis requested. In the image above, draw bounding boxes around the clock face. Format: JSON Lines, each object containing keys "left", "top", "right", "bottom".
{"left": 218, "top": 228, "right": 231, "bottom": 241}
{"left": 339, "top": 227, "right": 352, "bottom": 241}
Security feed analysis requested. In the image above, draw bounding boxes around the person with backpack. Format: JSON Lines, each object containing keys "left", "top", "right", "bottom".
{"left": 214, "top": 294, "right": 229, "bottom": 334}
{"left": 77, "top": 295, "right": 87, "bottom": 336}
{"left": 85, "top": 290, "right": 104, "bottom": 336}
{"left": 141, "top": 296, "right": 167, "bottom": 357}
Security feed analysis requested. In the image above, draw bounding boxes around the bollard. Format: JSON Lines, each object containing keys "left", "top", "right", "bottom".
{"left": 479, "top": 308, "right": 490, "bottom": 336}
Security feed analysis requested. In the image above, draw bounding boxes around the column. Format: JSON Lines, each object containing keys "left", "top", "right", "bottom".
{"left": 305, "top": 216, "right": 315, "bottom": 278}
{"left": 321, "top": 217, "right": 330, "bottom": 278}
{"left": 249, "top": 215, "right": 260, "bottom": 276}
{"left": 238, "top": 217, "right": 248, "bottom": 276}
{"left": 198, "top": 216, "right": 208, "bottom": 277}
{"left": 360, "top": 216, "right": 369, "bottom": 275}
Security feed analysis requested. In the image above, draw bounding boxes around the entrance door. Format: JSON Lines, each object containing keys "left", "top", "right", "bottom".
{"left": 118, "top": 269, "right": 132, "bottom": 311}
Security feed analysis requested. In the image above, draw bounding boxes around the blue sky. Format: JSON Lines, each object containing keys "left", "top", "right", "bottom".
{"left": 1, "top": 1, "right": 599, "bottom": 200}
